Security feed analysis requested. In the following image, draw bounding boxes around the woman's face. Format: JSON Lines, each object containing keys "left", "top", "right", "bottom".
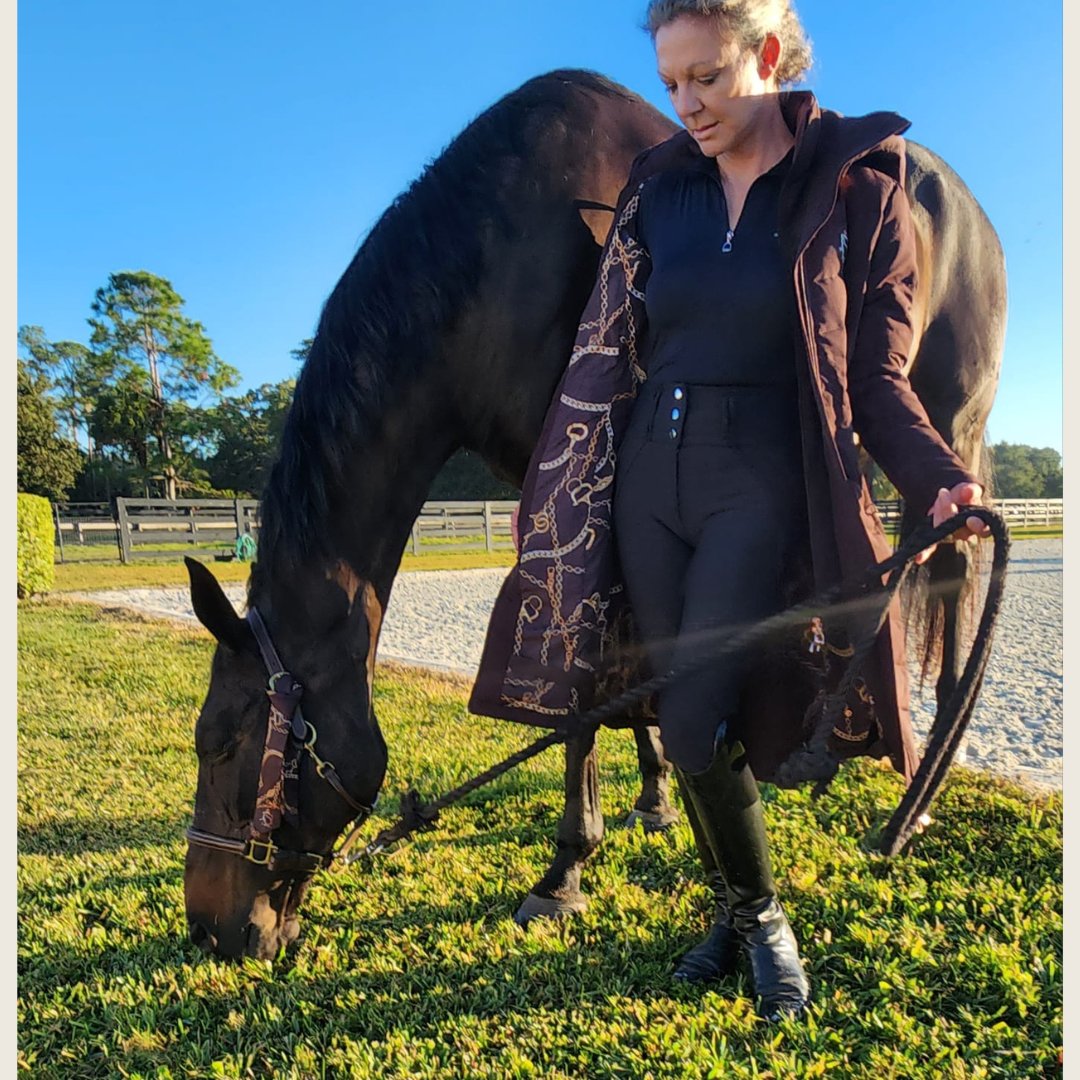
{"left": 654, "top": 14, "right": 779, "bottom": 159}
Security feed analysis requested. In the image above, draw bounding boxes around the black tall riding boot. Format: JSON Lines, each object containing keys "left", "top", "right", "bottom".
{"left": 676, "top": 737, "right": 811, "bottom": 1020}
{"left": 672, "top": 768, "right": 739, "bottom": 982}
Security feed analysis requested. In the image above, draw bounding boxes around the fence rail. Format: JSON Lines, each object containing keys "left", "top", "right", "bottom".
{"left": 409, "top": 500, "right": 518, "bottom": 555}
{"left": 113, "top": 498, "right": 261, "bottom": 563}
{"left": 992, "top": 498, "right": 1064, "bottom": 526}
{"left": 873, "top": 498, "right": 1063, "bottom": 528}
{"left": 53, "top": 496, "right": 1063, "bottom": 564}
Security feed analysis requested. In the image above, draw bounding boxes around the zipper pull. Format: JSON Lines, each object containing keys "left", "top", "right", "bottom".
{"left": 721, "top": 229, "right": 734, "bottom": 253}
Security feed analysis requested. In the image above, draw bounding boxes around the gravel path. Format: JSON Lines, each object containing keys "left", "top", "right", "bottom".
{"left": 75, "top": 539, "right": 1062, "bottom": 791}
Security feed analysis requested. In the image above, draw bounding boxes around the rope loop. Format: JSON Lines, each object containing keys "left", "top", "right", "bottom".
{"left": 363, "top": 507, "right": 1009, "bottom": 859}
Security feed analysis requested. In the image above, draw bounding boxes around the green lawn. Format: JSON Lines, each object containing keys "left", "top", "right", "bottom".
{"left": 53, "top": 550, "right": 516, "bottom": 594}
{"left": 1005, "top": 525, "right": 1062, "bottom": 540}
{"left": 18, "top": 602, "right": 1061, "bottom": 1078}
{"left": 54, "top": 527, "right": 1059, "bottom": 594}
{"left": 880, "top": 524, "right": 1061, "bottom": 543}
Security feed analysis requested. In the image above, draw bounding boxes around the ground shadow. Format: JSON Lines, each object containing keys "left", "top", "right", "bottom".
{"left": 18, "top": 813, "right": 191, "bottom": 857}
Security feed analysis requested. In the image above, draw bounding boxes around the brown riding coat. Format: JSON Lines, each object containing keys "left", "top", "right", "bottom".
{"left": 469, "top": 92, "right": 978, "bottom": 785}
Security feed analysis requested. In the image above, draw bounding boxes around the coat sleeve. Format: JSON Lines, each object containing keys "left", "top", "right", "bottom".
{"left": 848, "top": 177, "right": 979, "bottom": 515}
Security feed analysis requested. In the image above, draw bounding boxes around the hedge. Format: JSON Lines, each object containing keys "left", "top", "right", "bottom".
{"left": 17, "top": 494, "right": 54, "bottom": 598}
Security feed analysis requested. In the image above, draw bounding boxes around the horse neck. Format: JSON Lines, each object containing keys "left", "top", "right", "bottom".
{"left": 253, "top": 380, "right": 460, "bottom": 636}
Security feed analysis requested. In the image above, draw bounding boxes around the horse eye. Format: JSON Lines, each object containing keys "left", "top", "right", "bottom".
{"left": 206, "top": 742, "right": 237, "bottom": 765}
{"left": 197, "top": 736, "right": 238, "bottom": 765}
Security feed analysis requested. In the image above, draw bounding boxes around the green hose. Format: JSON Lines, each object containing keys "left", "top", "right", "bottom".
{"left": 234, "top": 533, "right": 257, "bottom": 562}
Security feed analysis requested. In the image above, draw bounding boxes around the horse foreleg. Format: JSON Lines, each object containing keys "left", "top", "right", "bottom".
{"left": 514, "top": 723, "right": 602, "bottom": 927}
{"left": 624, "top": 724, "right": 680, "bottom": 832}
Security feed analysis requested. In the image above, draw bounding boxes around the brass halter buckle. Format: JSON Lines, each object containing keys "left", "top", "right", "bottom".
{"left": 243, "top": 837, "right": 278, "bottom": 867}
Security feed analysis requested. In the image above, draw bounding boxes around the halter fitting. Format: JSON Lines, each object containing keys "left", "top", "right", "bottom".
{"left": 185, "top": 606, "right": 376, "bottom": 875}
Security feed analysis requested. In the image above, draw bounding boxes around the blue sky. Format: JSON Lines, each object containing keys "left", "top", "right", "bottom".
{"left": 18, "top": 0, "right": 1062, "bottom": 452}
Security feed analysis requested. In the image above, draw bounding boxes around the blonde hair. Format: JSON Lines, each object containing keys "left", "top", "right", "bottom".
{"left": 644, "top": 0, "right": 813, "bottom": 85}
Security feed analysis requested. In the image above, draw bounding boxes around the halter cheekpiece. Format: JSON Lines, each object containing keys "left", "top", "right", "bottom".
{"left": 185, "top": 606, "right": 376, "bottom": 874}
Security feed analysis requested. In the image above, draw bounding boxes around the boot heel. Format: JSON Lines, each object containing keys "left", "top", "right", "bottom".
{"left": 735, "top": 897, "right": 810, "bottom": 1019}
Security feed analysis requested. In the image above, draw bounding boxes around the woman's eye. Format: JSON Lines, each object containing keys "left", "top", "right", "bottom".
{"left": 697, "top": 75, "right": 717, "bottom": 86}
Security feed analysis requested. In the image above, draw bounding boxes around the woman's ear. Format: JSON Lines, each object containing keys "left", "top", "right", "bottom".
{"left": 759, "top": 33, "right": 781, "bottom": 81}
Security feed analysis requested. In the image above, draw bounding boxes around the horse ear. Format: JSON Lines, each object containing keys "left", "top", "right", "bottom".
{"left": 185, "top": 557, "right": 252, "bottom": 653}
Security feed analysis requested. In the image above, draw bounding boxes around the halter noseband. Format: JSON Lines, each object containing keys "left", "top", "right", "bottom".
{"left": 185, "top": 606, "right": 376, "bottom": 874}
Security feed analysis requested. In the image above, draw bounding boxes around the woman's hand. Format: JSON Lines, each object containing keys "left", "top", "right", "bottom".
{"left": 914, "top": 482, "right": 990, "bottom": 565}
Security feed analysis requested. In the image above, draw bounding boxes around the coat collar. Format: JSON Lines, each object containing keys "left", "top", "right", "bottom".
{"left": 630, "top": 91, "right": 911, "bottom": 225}
{"left": 623, "top": 92, "right": 912, "bottom": 271}
{"left": 780, "top": 91, "right": 910, "bottom": 187}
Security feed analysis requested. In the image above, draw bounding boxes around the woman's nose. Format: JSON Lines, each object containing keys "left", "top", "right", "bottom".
{"left": 673, "top": 87, "right": 701, "bottom": 123}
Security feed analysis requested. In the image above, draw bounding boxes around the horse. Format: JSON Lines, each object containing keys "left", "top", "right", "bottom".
{"left": 182, "top": 70, "right": 1005, "bottom": 960}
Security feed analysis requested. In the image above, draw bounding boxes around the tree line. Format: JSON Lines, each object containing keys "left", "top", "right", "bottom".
{"left": 18, "top": 270, "right": 299, "bottom": 502}
{"left": 17, "top": 269, "right": 1060, "bottom": 506}
{"left": 17, "top": 269, "right": 518, "bottom": 504}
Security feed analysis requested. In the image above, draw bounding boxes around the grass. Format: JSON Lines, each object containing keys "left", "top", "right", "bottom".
{"left": 53, "top": 527, "right": 1060, "bottom": 594}
{"left": 55, "top": 541, "right": 228, "bottom": 564}
{"left": 1006, "top": 525, "right": 1062, "bottom": 540}
{"left": 53, "top": 550, "right": 517, "bottom": 593}
{"left": 880, "top": 524, "right": 1061, "bottom": 543}
{"left": 17, "top": 599, "right": 1061, "bottom": 1078}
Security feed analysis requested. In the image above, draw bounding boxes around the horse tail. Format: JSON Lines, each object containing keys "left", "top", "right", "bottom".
{"left": 901, "top": 434, "right": 994, "bottom": 693}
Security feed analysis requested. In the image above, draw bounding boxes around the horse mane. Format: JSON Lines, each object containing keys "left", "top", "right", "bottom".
{"left": 256, "top": 69, "right": 639, "bottom": 580}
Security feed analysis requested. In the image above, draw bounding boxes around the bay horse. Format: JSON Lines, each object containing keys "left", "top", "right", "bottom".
{"left": 183, "top": 70, "right": 1005, "bottom": 960}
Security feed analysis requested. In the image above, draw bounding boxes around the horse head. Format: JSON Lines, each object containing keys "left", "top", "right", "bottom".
{"left": 182, "top": 556, "right": 387, "bottom": 960}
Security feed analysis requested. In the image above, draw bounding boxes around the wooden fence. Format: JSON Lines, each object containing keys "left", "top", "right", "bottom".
{"left": 52, "top": 502, "right": 117, "bottom": 562}
{"left": 993, "top": 498, "right": 1064, "bottom": 526}
{"left": 873, "top": 498, "right": 1063, "bottom": 529}
{"left": 54, "top": 496, "right": 1063, "bottom": 564}
{"left": 408, "top": 500, "right": 518, "bottom": 555}
{"left": 114, "top": 498, "right": 260, "bottom": 563}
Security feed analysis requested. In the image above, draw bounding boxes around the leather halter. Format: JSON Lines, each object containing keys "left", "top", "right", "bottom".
{"left": 185, "top": 606, "right": 376, "bottom": 874}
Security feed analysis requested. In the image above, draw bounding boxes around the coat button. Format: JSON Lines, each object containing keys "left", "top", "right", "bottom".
{"left": 673, "top": 387, "right": 684, "bottom": 400}
{"left": 671, "top": 407, "right": 681, "bottom": 420}
{"left": 669, "top": 428, "right": 678, "bottom": 439}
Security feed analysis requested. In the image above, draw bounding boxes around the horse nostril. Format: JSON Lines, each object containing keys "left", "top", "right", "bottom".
{"left": 188, "top": 919, "right": 218, "bottom": 953}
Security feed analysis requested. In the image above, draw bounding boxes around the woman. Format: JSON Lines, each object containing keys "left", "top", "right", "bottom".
{"left": 472, "top": 0, "right": 987, "bottom": 1021}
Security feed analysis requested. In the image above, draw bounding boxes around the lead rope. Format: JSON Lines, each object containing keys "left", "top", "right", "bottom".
{"left": 357, "top": 507, "right": 1008, "bottom": 862}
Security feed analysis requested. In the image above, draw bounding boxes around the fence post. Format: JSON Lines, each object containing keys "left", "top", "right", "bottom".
{"left": 116, "top": 498, "right": 132, "bottom": 564}
{"left": 53, "top": 503, "right": 65, "bottom": 564}
{"left": 484, "top": 501, "right": 494, "bottom": 552}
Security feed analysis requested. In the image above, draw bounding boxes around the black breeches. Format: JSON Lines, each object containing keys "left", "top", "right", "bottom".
{"left": 613, "top": 381, "right": 808, "bottom": 773}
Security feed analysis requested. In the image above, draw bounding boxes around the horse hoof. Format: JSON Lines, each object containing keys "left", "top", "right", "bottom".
{"left": 624, "top": 807, "right": 680, "bottom": 833}
{"left": 513, "top": 891, "right": 588, "bottom": 928}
